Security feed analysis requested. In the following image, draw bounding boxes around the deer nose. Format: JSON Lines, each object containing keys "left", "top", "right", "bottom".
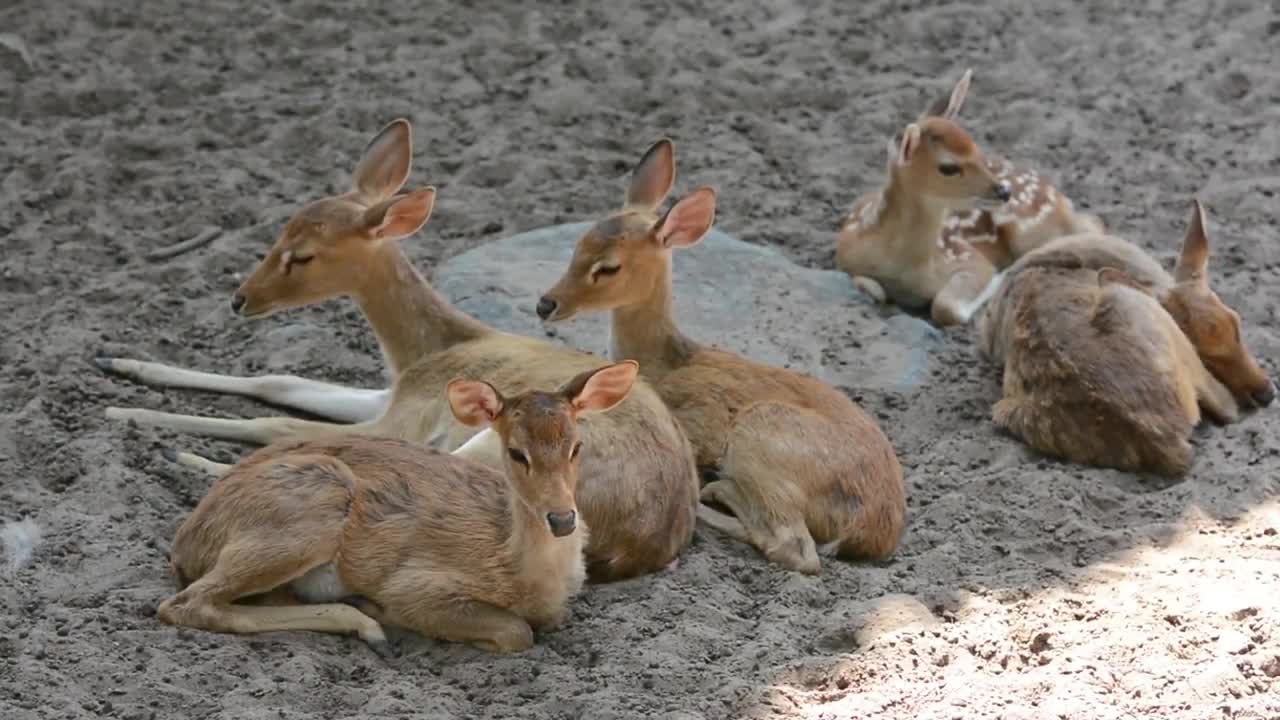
{"left": 992, "top": 181, "right": 1011, "bottom": 203}
{"left": 1252, "top": 381, "right": 1276, "bottom": 408}
{"left": 230, "top": 293, "right": 247, "bottom": 314}
{"left": 536, "top": 296, "right": 558, "bottom": 320}
{"left": 546, "top": 510, "right": 576, "bottom": 537}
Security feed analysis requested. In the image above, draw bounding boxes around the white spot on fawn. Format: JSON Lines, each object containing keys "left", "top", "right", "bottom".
{"left": 3, "top": 519, "right": 42, "bottom": 575}
{"left": 845, "top": 195, "right": 884, "bottom": 232}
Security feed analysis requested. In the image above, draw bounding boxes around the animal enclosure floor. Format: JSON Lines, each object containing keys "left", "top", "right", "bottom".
{"left": 2, "top": 1, "right": 1279, "bottom": 719}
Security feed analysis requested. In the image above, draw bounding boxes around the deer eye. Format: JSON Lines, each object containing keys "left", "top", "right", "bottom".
{"left": 570, "top": 441, "right": 583, "bottom": 459}
{"left": 283, "top": 254, "right": 315, "bottom": 274}
{"left": 938, "top": 163, "right": 963, "bottom": 177}
{"left": 507, "top": 448, "right": 529, "bottom": 466}
{"left": 593, "top": 265, "right": 621, "bottom": 281}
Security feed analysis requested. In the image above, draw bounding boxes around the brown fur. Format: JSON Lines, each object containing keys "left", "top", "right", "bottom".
{"left": 158, "top": 363, "right": 638, "bottom": 655}
{"left": 977, "top": 200, "right": 1275, "bottom": 476}
{"left": 835, "top": 68, "right": 1103, "bottom": 327}
{"left": 100, "top": 120, "right": 699, "bottom": 583}
{"left": 537, "top": 139, "right": 906, "bottom": 574}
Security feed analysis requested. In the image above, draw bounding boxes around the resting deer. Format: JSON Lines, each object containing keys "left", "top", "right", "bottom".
{"left": 977, "top": 199, "right": 1275, "bottom": 476}
{"left": 535, "top": 139, "right": 906, "bottom": 575}
{"left": 836, "top": 68, "right": 1103, "bottom": 326}
{"left": 98, "top": 119, "right": 699, "bottom": 582}
{"left": 158, "top": 362, "right": 638, "bottom": 656}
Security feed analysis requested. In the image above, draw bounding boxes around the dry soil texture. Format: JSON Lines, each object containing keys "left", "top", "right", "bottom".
{"left": 2, "top": 1, "right": 1280, "bottom": 719}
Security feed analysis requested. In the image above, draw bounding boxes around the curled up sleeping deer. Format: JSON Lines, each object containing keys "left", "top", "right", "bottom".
{"left": 535, "top": 139, "right": 906, "bottom": 575}
{"left": 157, "top": 362, "right": 639, "bottom": 656}
{"left": 836, "top": 68, "right": 1103, "bottom": 326}
{"left": 977, "top": 199, "right": 1275, "bottom": 476}
{"left": 97, "top": 119, "right": 699, "bottom": 583}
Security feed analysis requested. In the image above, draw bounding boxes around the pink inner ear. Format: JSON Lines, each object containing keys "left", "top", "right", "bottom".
{"left": 449, "top": 381, "right": 501, "bottom": 424}
{"left": 898, "top": 130, "right": 918, "bottom": 165}
{"left": 374, "top": 191, "right": 434, "bottom": 240}
{"left": 574, "top": 364, "right": 637, "bottom": 412}
{"left": 659, "top": 191, "right": 716, "bottom": 248}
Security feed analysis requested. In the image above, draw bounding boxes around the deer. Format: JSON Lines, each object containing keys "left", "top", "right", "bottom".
{"left": 97, "top": 119, "right": 700, "bottom": 583}
{"left": 835, "top": 68, "right": 1104, "bottom": 327}
{"left": 157, "top": 361, "right": 639, "bottom": 656}
{"left": 534, "top": 138, "right": 906, "bottom": 575}
{"left": 976, "top": 199, "right": 1275, "bottom": 476}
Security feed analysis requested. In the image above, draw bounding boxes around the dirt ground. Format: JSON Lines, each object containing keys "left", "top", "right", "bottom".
{"left": 3, "top": 1, "right": 1279, "bottom": 718}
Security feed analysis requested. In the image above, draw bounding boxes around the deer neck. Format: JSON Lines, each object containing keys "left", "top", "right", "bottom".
{"left": 876, "top": 171, "right": 953, "bottom": 265}
{"left": 505, "top": 492, "right": 586, "bottom": 593}
{"left": 608, "top": 258, "right": 699, "bottom": 379}
{"left": 351, "top": 244, "right": 491, "bottom": 378}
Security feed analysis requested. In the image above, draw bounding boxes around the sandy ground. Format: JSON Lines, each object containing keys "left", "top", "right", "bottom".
{"left": 3, "top": 1, "right": 1280, "bottom": 718}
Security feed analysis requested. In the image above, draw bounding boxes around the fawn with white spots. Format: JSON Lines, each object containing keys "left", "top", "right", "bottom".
{"left": 978, "top": 200, "right": 1274, "bottom": 476}
{"left": 98, "top": 119, "right": 699, "bottom": 583}
{"left": 536, "top": 139, "right": 905, "bottom": 575}
{"left": 157, "top": 362, "right": 639, "bottom": 655}
{"left": 836, "top": 69, "right": 1104, "bottom": 326}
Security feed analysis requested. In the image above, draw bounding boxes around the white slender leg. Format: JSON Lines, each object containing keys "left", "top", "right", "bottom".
{"left": 450, "top": 427, "right": 504, "bottom": 469}
{"left": 104, "top": 407, "right": 359, "bottom": 445}
{"left": 96, "top": 358, "right": 389, "bottom": 423}
{"left": 952, "top": 270, "right": 1006, "bottom": 324}
{"left": 162, "top": 448, "right": 232, "bottom": 476}
{"left": 851, "top": 275, "right": 888, "bottom": 303}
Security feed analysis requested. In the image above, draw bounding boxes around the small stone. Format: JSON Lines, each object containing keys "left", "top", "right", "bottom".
{"left": 1217, "top": 630, "right": 1251, "bottom": 655}
{"left": 434, "top": 223, "right": 933, "bottom": 393}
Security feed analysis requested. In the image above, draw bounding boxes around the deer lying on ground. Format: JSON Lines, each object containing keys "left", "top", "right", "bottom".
{"left": 158, "top": 362, "right": 638, "bottom": 656}
{"left": 98, "top": 119, "right": 699, "bottom": 582}
{"left": 535, "top": 139, "right": 905, "bottom": 575}
{"left": 977, "top": 199, "right": 1275, "bottom": 476}
{"left": 836, "top": 68, "right": 1103, "bottom": 326}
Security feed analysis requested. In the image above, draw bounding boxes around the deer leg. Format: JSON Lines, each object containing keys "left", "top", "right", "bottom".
{"left": 449, "top": 427, "right": 504, "bottom": 469}
{"left": 157, "top": 542, "right": 394, "bottom": 657}
{"left": 104, "top": 407, "right": 372, "bottom": 445}
{"left": 696, "top": 498, "right": 753, "bottom": 544}
{"left": 96, "top": 357, "right": 390, "bottom": 423}
{"left": 932, "top": 263, "right": 1000, "bottom": 326}
{"left": 701, "top": 475, "right": 820, "bottom": 575}
{"left": 1195, "top": 370, "right": 1239, "bottom": 426}
{"left": 851, "top": 276, "right": 887, "bottom": 304}
{"left": 163, "top": 447, "right": 233, "bottom": 476}
{"left": 380, "top": 596, "right": 535, "bottom": 654}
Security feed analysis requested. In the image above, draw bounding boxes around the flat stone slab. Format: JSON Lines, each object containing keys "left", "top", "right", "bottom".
{"left": 433, "top": 223, "right": 940, "bottom": 392}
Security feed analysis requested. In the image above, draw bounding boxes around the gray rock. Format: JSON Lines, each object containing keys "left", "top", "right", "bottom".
{"left": 433, "top": 222, "right": 941, "bottom": 392}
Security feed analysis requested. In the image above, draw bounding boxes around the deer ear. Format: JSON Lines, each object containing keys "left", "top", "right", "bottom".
{"left": 654, "top": 187, "right": 716, "bottom": 249}
{"left": 562, "top": 361, "right": 639, "bottom": 414}
{"left": 896, "top": 124, "right": 923, "bottom": 166}
{"left": 353, "top": 119, "right": 413, "bottom": 203}
{"left": 1174, "top": 198, "right": 1210, "bottom": 283}
{"left": 625, "top": 139, "right": 676, "bottom": 211}
{"left": 921, "top": 68, "right": 972, "bottom": 120}
{"left": 447, "top": 378, "right": 505, "bottom": 427}
{"left": 364, "top": 187, "right": 436, "bottom": 241}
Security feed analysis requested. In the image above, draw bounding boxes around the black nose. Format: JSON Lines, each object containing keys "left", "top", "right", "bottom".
{"left": 992, "top": 182, "right": 1011, "bottom": 203}
{"left": 1252, "top": 381, "right": 1276, "bottom": 408}
{"left": 546, "top": 510, "right": 576, "bottom": 537}
{"left": 536, "top": 296, "right": 558, "bottom": 320}
{"left": 230, "top": 294, "right": 246, "bottom": 313}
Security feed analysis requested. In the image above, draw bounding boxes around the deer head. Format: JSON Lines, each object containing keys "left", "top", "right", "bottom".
{"left": 231, "top": 119, "right": 436, "bottom": 318}
{"left": 1160, "top": 200, "right": 1275, "bottom": 408}
{"left": 536, "top": 139, "right": 716, "bottom": 321}
{"left": 446, "top": 361, "right": 640, "bottom": 537}
{"left": 887, "top": 115, "right": 1010, "bottom": 210}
